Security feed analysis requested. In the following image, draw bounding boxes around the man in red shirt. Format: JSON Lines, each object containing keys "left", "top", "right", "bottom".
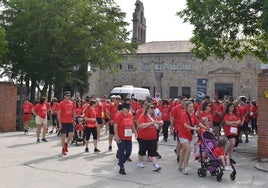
{"left": 57, "top": 91, "right": 76, "bottom": 155}
{"left": 22, "top": 98, "right": 33, "bottom": 135}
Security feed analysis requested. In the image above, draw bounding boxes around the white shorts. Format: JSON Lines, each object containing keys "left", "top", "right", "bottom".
{"left": 179, "top": 137, "right": 190, "bottom": 143}
{"left": 35, "top": 116, "right": 47, "bottom": 125}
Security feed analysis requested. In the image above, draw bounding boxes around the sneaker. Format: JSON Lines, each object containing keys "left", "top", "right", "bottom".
{"left": 156, "top": 152, "right": 162, "bottom": 159}
{"left": 224, "top": 166, "right": 230, "bottom": 171}
{"left": 152, "top": 164, "right": 161, "bottom": 171}
{"left": 24, "top": 131, "right": 29, "bottom": 135}
{"left": 64, "top": 143, "right": 68, "bottom": 152}
{"left": 41, "top": 138, "right": 48, "bottom": 142}
{"left": 227, "top": 166, "right": 232, "bottom": 170}
{"left": 94, "top": 148, "right": 100, "bottom": 153}
{"left": 36, "top": 138, "right": 40, "bottom": 143}
{"left": 85, "top": 148, "right": 89, "bottom": 153}
{"left": 108, "top": 146, "right": 112, "bottom": 151}
{"left": 137, "top": 162, "right": 144, "bottom": 168}
{"left": 245, "top": 139, "right": 249, "bottom": 143}
{"left": 178, "top": 167, "right": 183, "bottom": 172}
{"left": 182, "top": 167, "right": 189, "bottom": 175}
{"left": 62, "top": 148, "right": 67, "bottom": 155}
{"left": 119, "top": 167, "right": 126, "bottom": 175}
{"left": 49, "top": 130, "right": 53, "bottom": 134}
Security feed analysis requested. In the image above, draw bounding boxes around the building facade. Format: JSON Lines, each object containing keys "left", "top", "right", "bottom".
{"left": 88, "top": 41, "right": 260, "bottom": 100}
{"left": 87, "top": 0, "right": 260, "bottom": 101}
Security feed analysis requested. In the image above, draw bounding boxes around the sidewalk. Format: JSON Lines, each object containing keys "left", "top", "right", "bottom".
{"left": 0, "top": 129, "right": 267, "bottom": 188}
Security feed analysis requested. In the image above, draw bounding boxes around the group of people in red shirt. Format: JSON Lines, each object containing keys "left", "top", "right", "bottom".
{"left": 22, "top": 92, "right": 258, "bottom": 176}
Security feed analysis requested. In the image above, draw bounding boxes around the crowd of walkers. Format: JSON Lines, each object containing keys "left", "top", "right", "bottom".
{"left": 22, "top": 92, "right": 258, "bottom": 175}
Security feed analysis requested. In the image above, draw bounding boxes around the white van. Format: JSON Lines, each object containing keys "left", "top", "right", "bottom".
{"left": 109, "top": 85, "right": 150, "bottom": 100}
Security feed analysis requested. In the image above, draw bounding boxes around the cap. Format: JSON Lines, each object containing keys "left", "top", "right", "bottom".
{"left": 121, "top": 103, "right": 130, "bottom": 109}
{"left": 110, "top": 95, "right": 116, "bottom": 98}
{"left": 63, "top": 91, "right": 71, "bottom": 96}
{"left": 116, "top": 95, "right": 121, "bottom": 99}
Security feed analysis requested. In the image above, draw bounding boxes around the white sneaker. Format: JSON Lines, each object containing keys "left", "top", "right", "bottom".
{"left": 137, "top": 162, "right": 144, "bottom": 168}
{"left": 226, "top": 166, "right": 232, "bottom": 170}
{"left": 182, "top": 167, "right": 189, "bottom": 175}
{"left": 152, "top": 164, "right": 161, "bottom": 171}
{"left": 224, "top": 166, "right": 230, "bottom": 171}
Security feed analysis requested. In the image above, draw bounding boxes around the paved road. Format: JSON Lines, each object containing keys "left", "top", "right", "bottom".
{"left": 0, "top": 128, "right": 267, "bottom": 188}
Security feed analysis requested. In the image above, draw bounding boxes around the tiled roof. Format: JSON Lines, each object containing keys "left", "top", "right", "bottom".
{"left": 136, "top": 41, "right": 194, "bottom": 54}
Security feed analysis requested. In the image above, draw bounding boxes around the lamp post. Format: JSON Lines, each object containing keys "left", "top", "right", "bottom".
{"left": 73, "top": 64, "right": 81, "bottom": 98}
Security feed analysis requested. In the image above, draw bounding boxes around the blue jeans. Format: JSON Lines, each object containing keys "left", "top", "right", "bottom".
{"left": 117, "top": 140, "right": 132, "bottom": 168}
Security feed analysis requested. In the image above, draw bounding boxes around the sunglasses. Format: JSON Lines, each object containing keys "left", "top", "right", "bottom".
{"left": 150, "top": 106, "right": 155, "bottom": 109}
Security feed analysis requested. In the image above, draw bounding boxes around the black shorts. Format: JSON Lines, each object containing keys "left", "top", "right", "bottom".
{"left": 227, "top": 135, "right": 237, "bottom": 140}
{"left": 109, "top": 123, "right": 114, "bottom": 135}
{"left": 84, "top": 127, "right": 97, "bottom": 141}
{"left": 61, "top": 123, "right": 74, "bottom": 133}
{"left": 137, "top": 138, "right": 157, "bottom": 157}
{"left": 96, "top": 118, "right": 103, "bottom": 125}
{"left": 241, "top": 122, "right": 249, "bottom": 131}
{"left": 213, "top": 122, "right": 221, "bottom": 127}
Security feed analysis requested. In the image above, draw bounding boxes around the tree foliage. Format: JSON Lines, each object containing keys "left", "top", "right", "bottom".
{"left": 0, "top": 0, "right": 135, "bottom": 99}
{"left": 178, "top": 0, "right": 268, "bottom": 63}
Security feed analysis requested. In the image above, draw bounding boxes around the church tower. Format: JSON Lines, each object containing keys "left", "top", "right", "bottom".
{"left": 131, "top": 0, "right": 146, "bottom": 44}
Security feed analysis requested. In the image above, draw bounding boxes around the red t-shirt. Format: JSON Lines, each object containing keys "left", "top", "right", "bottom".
{"left": 212, "top": 103, "right": 224, "bottom": 122}
{"left": 58, "top": 100, "right": 75, "bottom": 123}
{"left": 107, "top": 103, "right": 119, "bottom": 120}
{"left": 94, "top": 104, "right": 103, "bottom": 118}
{"left": 171, "top": 104, "right": 184, "bottom": 131}
{"left": 238, "top": 104, "right": 250, "bottom": 122}
{"left": 137, "top": 114, "right": 158, "bottom": 140}
{"left": 33, "top": 103, "right": 47, "bottom": 119}
{"left": 213, "top": 146, "right": 225, "bottom": 158}
{"left": 51, "top": 102, "right": 59, "bottom": 115}
{"left": 84, "top": 108, "right": 97, "bottom": 128}
{"left": 179, "top": 112, "right": 200, "bottom": 141}
{"left": 161, "top": 106, "right": 171, "bottom": 121}
{"left": 114, "top": 112, "right": 134, "bottom": 141}
{"left": 22, "top": 102, "right": 33, "bottom": 114}
{"left": 223, "top": 113, "right": 241, "bottom": 136}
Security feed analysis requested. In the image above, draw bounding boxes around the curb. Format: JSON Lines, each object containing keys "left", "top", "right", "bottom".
{"left": 254, "top": 162, "right": 268, "bottom": 172}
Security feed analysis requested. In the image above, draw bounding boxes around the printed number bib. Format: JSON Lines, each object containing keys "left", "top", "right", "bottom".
{"left": 124, "top": 129, "right": 133, "bottom": 137}
{"left": 230, "top": 127, "right": 238, "bottom": 134}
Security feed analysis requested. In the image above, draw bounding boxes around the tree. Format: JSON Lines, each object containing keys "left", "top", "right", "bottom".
{"left": 0, "top": 28, "right": 8, "bottom": 77}
{"left": 1, "top": 0, "right": 135, "bottom": 99}
{"left": 178, "top": 0, "right": 268, "bottom": 63}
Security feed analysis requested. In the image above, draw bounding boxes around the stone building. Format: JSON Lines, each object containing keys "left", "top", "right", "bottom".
{"left": 88, "top": 0, "right": 260, "bottom": 101}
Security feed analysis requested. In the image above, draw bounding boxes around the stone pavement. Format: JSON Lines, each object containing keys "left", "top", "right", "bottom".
{"left": 0, "top": 128, "right": 267, "bottom": 188}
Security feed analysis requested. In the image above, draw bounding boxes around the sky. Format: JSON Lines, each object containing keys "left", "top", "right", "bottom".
{"left": 114, "top": 0, "right": 194, "bottom": 42}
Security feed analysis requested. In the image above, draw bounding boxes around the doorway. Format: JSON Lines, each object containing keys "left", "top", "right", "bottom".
{"left": 215, "top": 83, "right": 233, "bottom": 100}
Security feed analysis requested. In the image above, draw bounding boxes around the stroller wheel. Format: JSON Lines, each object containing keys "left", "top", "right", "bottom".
{"left": 197, "top": 168, "right": 207, "bottom": 177}
{"left": 230, "top": 173, "right": 236, "bottom": 181}
{"left": 210, "top": 170, "right": 217, "bottom": 176}
{"left": 216, "top": 176, "right": 222, "bottom": 182}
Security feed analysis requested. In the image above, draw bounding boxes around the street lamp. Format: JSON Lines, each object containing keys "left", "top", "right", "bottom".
{"left": 73, "top": 64, "right": 81, "bottom": 98}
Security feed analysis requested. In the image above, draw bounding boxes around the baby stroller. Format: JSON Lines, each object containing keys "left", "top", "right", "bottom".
{"left": 197, "top": 131, "right": 236, "bottom": 182}
{"left": 72, "top": 117, "right": 85, "bottom": 146}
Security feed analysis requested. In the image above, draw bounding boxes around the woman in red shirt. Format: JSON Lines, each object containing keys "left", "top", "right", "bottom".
{"left": 161, "top": 99, "right": 171, "bottom": 142}
{"left": 84, "top": 100, "right": 100, "bottom": 153}
{"left": 223, "top": 102, "right": 241, "bottom": 164}
{"left": 137, "top": 104, "right": 163, "bottom": 172}
{"left": 178, "top": 101, "right": 204, "bottom": 175}
{"left": 114, "top": 103, "right": 136, "bottom": 175}
{"left": 32, "top": 96, "right": 48, "bottom": 143}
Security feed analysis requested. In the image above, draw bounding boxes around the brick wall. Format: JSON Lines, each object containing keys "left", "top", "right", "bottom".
{"left": 0, "top": 82, "right": 17, "bottom": 132}
{"left": 257, "top": 72, "right": 268, "bottom": 160}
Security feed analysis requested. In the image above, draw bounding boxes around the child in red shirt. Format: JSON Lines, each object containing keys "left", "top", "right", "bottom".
{"left": 213, "top": 138, "right": 232, "bottom": 171}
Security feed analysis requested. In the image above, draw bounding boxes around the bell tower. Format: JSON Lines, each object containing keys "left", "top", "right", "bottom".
{"left": 131, "top": 0, "right": 146, "bottom": 44}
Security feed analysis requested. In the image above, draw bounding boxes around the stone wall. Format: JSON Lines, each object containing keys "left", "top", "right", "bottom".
{"left": 0, "top": 82, "right": 17, "bottom": 132}
{"left": 257, "top": 72, "right": 268, "bottom": 160}
{"left": 87, "top": 53, "right": 260, "bottom": 100}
